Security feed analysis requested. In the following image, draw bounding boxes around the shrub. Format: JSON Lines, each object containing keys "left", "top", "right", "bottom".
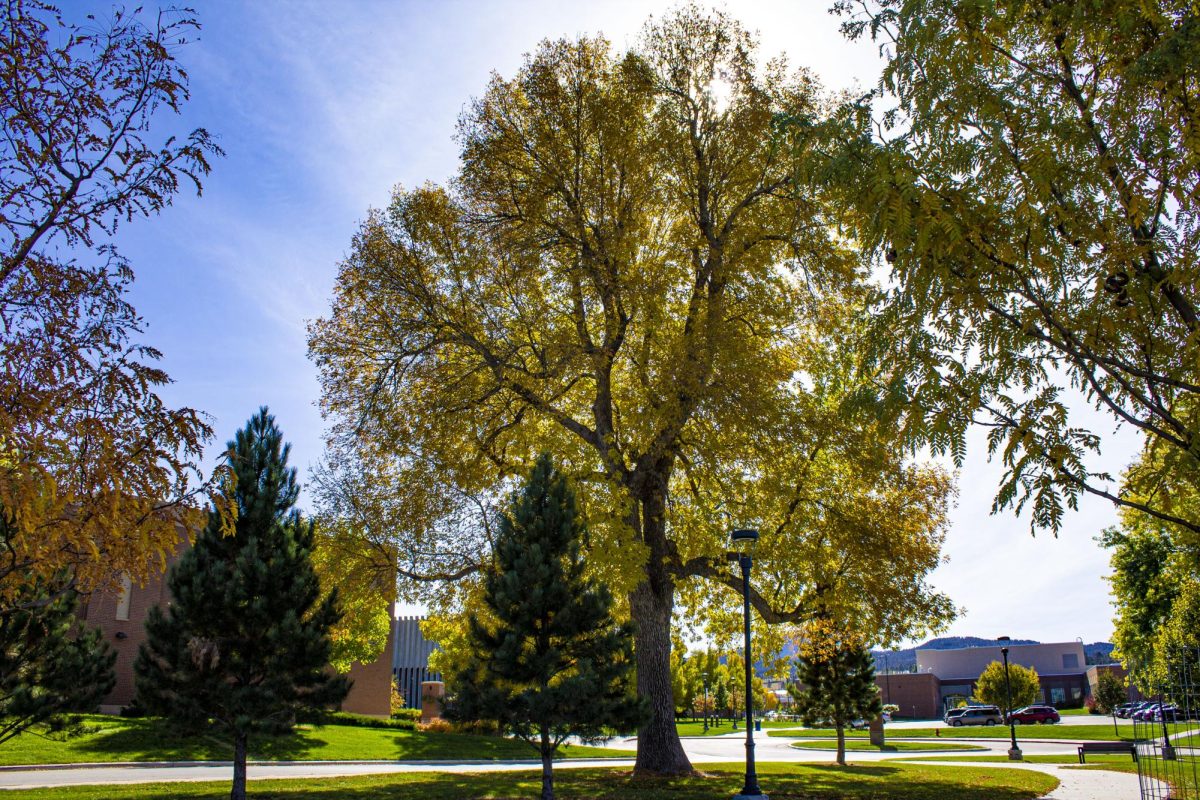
{"left": 417, "top": 718, "right": 454, "bottom": 734}
{"left": 326, "top": 712, "right": 416, "bottom": 731}
{"left": 391, "top": 708, "right": 421, "bottom": 721}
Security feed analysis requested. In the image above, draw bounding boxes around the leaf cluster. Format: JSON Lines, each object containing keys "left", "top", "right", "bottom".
{"left": 0, "top": 0, "right": 222, "bottom": 601}
{"left": 830, "top": 0, "right": 1200, "bottom": 535}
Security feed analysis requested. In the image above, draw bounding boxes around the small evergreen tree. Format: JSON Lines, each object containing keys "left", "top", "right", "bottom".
{"left": 0, "top": 539, "right": 114, "bottom": 744}
{"left": 447, "top": 454, "right": 644, "bottom": 800}
{"left": 135, "top": 409, "right": 349, "bottom": 800}
{"left": 792, "top": 624, "right": 883, "bottom": 766}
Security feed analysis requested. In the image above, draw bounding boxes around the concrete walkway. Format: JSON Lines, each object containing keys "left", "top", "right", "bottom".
{"left": 0, "top": 729, "right": 1152, "bottom": 798}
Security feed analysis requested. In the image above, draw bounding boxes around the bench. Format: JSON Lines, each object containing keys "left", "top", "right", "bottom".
{"left": 1077, "top": 741, "right": 1137, "bottom": 764}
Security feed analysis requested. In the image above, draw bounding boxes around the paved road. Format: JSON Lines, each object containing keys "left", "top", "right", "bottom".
{"left": 0, "top": 728, "right": 1145, "bottom": 798}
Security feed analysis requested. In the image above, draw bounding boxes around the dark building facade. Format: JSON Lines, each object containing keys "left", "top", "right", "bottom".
{"left": 393, "top": 615, "right": 441, "bottom": 708}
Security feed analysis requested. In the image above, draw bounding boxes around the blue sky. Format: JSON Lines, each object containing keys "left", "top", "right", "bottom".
{"left": 96, "top": 1, "right": 1134, "bottom": 645}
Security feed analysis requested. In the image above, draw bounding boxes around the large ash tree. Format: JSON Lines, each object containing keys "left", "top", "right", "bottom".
{"left": 309, "top": 9, "right": 955, "bottom": 775}
{"left": 448, "top": 454, "right": 644, "bottom": 800}
{"left": 135, "top": 409, "right": 348, "bottom": 800}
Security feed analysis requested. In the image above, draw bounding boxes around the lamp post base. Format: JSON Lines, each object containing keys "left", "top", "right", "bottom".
{"left": 1007, "top": 747, "right": 1023, "bottom": 761}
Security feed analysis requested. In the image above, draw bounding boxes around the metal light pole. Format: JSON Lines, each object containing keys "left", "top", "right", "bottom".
{"left": 703, "top": 672, "right": 710, "bottom": 734}
{"left": 997, "top": 636, "right": 1022, "bottom": 761}
{"left": 732, "top": 528, "right": 766, "bottom": 800}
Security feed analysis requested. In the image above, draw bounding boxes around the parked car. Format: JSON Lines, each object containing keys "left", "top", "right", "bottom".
{"left": 1007, "top": 705, "right": 1060, "bottom": 724}
{"left": 950, "top": 706, "right": 1004, "bottom": 727}
{"left": 1121, "top": 701, "right": 1155, "bottom": 719}
{"left": 1133, "top": 703, "right": 1163, "bottom": 721}
{"left": 1151, "top": 705, "right": 1182, "bottom": 722}
{"left": 1113, "top": 703, "right": 1136, "bottom": 718}
{"left": 944, "top": 708, "right": 968, "bottom": 725}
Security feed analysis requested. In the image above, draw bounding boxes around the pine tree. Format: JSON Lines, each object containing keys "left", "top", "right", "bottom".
{"left": 0, "top": 527, "right": 115, "bottom": 745}
{"left": 792, "top": 629, "right": 883, "bottom": 766}
{"left": 135, "top": 409, "right": 349, "bottom": 800}
{"left": 447, "top": 454, "right": 645, "bottom": 800}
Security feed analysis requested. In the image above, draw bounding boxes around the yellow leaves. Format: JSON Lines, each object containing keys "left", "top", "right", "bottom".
{"left": 311, "top": 517, "right": 397, "bottom": 672}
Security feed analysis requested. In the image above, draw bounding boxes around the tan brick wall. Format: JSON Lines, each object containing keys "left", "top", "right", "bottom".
{"left": 79, "top": 530, "right": 186, "bottom": 711}
{"left": 341, "top": 633, "right": 396, "bottom": 718}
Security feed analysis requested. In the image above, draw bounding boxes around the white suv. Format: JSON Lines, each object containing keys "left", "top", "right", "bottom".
{"left": 950, "top": 706, "right": 1003, "bottom": 726}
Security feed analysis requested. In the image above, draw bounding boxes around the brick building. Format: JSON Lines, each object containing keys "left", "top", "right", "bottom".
{"left": 79, "top": 530, "right": 394, "bottom": 717}
{"left": 873, "top": 641, "right": 1124, "bottom": 718}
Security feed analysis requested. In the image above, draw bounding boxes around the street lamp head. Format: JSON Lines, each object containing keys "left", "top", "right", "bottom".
{"left": 731, "top": 528, "right": 760, "bottom": 552}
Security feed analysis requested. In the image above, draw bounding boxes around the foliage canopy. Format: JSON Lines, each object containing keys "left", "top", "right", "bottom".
{"left": 831, "top": 0, "right": 1200, "bottom": 534}
{"left": 974, "top": 660, "right": 1040, "bottom": 716}
{"left": 0, "top": 0, "right": 221, "bottom": 602}
{"left": 309, "top": 8, "right": 955, "bottom": 774}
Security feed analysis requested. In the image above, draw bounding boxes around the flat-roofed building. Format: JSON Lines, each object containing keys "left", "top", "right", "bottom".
{"left": 917, "top": 641, "right": 1091, "bottom": 712}
{"left": 393, "top": 616, "right": 441, "bottom": 709}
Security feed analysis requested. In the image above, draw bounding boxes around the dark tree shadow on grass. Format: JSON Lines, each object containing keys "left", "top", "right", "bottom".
{"left": 71, "top": 718, "right": 320, "bottom": 763}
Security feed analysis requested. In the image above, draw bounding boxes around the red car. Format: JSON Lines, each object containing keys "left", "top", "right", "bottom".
{"left": 1007, "top": 705, "right": 1060, "bottom": 724}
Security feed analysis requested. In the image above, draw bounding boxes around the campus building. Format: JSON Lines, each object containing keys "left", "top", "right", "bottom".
{"left": 874, "top": 641, "right": 1132, "bottom": 718}
{"left": 79, "top": 533, "right": 395, "bottom": 717}
{"left": 392, "top": 615, "right": 442, "bottom": 708}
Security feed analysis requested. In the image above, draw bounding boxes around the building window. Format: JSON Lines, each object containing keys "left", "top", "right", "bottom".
{"left": 1050, "top": 687, "right": 1066, "bottom": 705}
{"left": 1063, "top": 653, "right": 1079, "bottom": 669}
{"left": 115, "top": 574, "right": 132, "bottom": 621}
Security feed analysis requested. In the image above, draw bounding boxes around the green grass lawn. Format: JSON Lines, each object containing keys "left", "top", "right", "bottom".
{"left": 791, "top": 740, "right": 986, "bottom": 753}
{"left": 0, "top": 716, "right": 632, "bottom": 766}
{"left": 0, "top": 761, "right": 1058, "bottom": 800}
{"left": 673, "top": 719, "right": 802, "bottom": 736}
{"left": 901, "top": 752, "right": 1198, "bottom": 778}
{"left": 767, "top": 724, "right": 1189, "bottom": 742}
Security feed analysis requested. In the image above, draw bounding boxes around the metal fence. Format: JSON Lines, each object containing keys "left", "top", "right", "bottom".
{"left": 1132, "top": 649, "right": 1200, "bottom": 799}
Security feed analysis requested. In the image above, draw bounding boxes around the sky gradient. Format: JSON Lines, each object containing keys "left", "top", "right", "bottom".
{"left": 92, "top": 0, "right": 1136, "bottom": 646}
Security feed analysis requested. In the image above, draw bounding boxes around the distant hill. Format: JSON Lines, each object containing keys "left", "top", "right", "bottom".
{"left": 870, "top": 637, "right": 1116, "bottom": 673}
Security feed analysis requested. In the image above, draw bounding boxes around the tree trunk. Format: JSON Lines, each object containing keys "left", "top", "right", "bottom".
{"left": 631, "top": 579, "right": 693, "bottom": 775}
{"left": 836, "top": 722, "right": 846, "bottom": 766}
{"left": 231, "top": 731, "right": 248, "bottom": 800}
{"left": 540, "top": 728, "right": 554, "bottom": 800}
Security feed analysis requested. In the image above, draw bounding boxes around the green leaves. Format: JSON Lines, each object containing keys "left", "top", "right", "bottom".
{"left": 833, "top": 0, "right": 1200, "bottom": 535}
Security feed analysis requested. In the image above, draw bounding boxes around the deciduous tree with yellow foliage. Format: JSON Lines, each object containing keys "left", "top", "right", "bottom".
{"left": 309, "top": 8, "right": 955, "bottom": 775}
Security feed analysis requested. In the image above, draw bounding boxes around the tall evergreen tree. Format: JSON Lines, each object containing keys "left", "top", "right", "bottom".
{"left": 135, "top": 409, "right": 348, "bottom": 800}
{"left": 792, "top": 625, "right": 883, "bottom": 766}
{"left": 0, "top": 521, "right": 115, "bottom": 744}
{"left": 447, "top": 454, "right": 645, "bottom": 800}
